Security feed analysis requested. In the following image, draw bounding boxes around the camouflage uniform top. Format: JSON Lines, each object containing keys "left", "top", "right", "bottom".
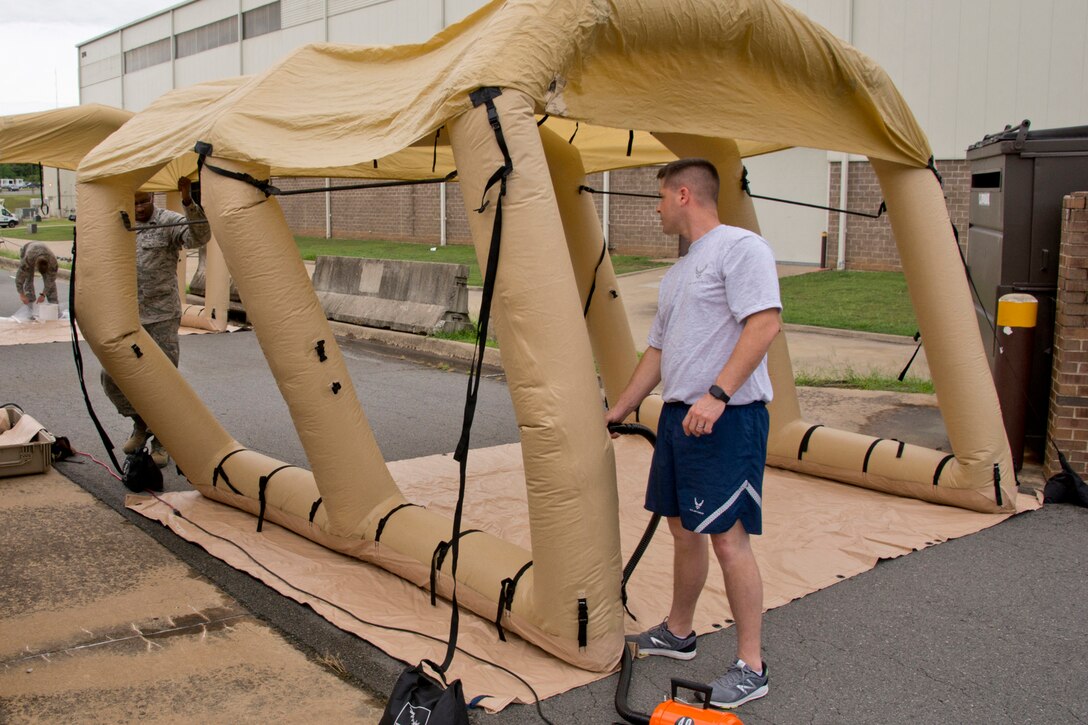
{"left": 137, "top": 204, "right": 211, "bottom": 325}
{"left": 16, "top": 242, "right": 59, "bottom": 303}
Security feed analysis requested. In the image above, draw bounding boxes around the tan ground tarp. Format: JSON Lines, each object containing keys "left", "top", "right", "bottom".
{"left": 79, "top": 0, "right": 930, "bottom": 184}
{"left": 129, "top": 437, "right": 1038, "bottom": 711}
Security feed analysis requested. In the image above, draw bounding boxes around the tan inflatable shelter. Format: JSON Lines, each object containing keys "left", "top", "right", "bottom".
{"left": 75, "top": 0, "right": 1015, "bottom": 671}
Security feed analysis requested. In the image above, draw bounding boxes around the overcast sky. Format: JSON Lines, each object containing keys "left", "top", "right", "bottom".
{"left": 2, "top": 1, "right": 177, "bottom": 117}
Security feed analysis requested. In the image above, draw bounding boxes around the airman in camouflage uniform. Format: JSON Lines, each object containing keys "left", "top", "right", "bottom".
{"left": 15, "top": 242, "right": 59, "bottom": 305}
{"left": 102, "top": 177, "right": 211, "bottom": 467}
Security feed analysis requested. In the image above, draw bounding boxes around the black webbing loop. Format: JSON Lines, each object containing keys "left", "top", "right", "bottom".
{"left": 212, "top": 448, "right": 247, "bottom": 494}
{"left": 437, "top": 86, "right": 511, "bottom": 674}
{"left": 256, "top": 464, "right": 295, "bottom": 533}
{"left": 577, "top": 598, "right": 589, "bottom": 649}
{"left": 315, "top": 339, "right": 327, "bottom": 362}
{"left": 201, "top": 161, "right": 281, "bottom": 196}
{"left": 429, "top": 530, "right": 482, "bottom": 606}
{"left": 582, "top": 239, "right": 607, "bottom": 318}
{"left": 431, "top": 128, "right": 441, "bottom": 173}
{"left": 932, "top": 454, "right": 955, "bottom": 487}
{"left": 494, "top": 561, "right": 533, "bottom": 641}
{"left": 741, "top": 167, "right": 886, "bottom": 219}
{"left": 374, "top": 502, "right": 420, "bottom": 544}
{"left": 131, "top": 344, "right": 143, "bottom": 358}
{"left": 862, "top": 438, "right": 885, "bottom": 474}
{"left": 993, "top": 463, "right": 1003, "bottom": 507}
{"left": 568, "top": 122, "right": 579, "bottom": 144}
{"left": 536, "top": 114, "right": 549, "bottom": 127}
{"left": 896, "top": 441, "right": 906, "bottom": 458}
{"left": 797, "top": 425, "right": 823, "bottom": 460}
{"left": 308, "top": 497, "right": 323, "bottom": 523}
{"left": 626, "top": 130, "right": 634, "bottom": 157}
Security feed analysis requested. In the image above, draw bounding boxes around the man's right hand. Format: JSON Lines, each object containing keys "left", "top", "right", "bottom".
{"left": 19, "top": 293, "right": 31, "bottom": 305}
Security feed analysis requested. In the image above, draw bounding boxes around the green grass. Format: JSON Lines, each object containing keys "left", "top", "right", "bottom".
{"left": 431, "top": 319, "right": 499, "bottom": 348}
{"left": 294, "top": 236, "right": 666, "bottom": 287}
{"left": 779, "top": 270, "right": 918, "bottom": 337}
{"left": 795, "top": 369, "right": 934, "bottom": 394}
{"left": 0, "top": 219, "right": 76, "bottom": 242}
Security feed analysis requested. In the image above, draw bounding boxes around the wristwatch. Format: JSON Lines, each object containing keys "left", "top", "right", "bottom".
{"left": 708, "top": 384, "right": 731, "bottom": 404}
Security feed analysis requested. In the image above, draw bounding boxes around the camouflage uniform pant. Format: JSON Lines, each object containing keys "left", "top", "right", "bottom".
{"left": 101, "top": 318, "right": 180, "bottom": 419}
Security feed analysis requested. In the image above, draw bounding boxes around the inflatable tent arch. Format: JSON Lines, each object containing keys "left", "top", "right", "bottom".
{"left": 75, "top": 0, "right": 1016, "bottom": 671}
{"left": 0, "top": 103, "right": 233, "bottom": 332}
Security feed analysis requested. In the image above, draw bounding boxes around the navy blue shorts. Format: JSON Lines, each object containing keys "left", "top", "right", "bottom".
{"left": 646, "top": 401, "right": 768, "bottom": 535}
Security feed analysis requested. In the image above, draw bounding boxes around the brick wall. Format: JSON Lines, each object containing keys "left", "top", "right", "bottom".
{"left": 1045, "top": 192, "right": 1088, "bottom": 478}
{"left": 272, "top": 168, "right": 672, "bottom": 256}
{"left": 824, "top": 159, "right": 969, "bottom": 270}
{"left": 271, "top": 160, "right": 974, "bottom": 267}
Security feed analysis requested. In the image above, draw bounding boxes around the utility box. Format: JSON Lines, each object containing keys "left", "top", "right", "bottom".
{"left": 966, "top": 121, "right": 1088, "bottom": 459}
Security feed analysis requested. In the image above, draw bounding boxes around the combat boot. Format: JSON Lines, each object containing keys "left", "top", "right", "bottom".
{"left": 122, "top": 418, "right": 149, "bottom": 454}
{"left": 149, "top": 436, "right": 169, "bottom": 469}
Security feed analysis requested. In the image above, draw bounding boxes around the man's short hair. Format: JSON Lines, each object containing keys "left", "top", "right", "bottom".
{"left": 657, "top": 158, "right": 720, "bottom": 206}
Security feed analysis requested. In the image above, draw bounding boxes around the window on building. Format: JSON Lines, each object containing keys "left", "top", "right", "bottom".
{"left": 124, "top": 38, "right": 172, "bottom": 73}
{"left": 175, "top": 16, "right": 239, "bottom": 59}
{"left": 244, "top": 2, "right": 282, "bottom": 39}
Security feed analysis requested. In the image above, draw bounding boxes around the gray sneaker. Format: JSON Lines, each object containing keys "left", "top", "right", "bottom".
{"left": 708, "top": 659, "right": 768, "bottom": 708}
{"left": 625, "top": 619, "right": 696, "bottom": 660}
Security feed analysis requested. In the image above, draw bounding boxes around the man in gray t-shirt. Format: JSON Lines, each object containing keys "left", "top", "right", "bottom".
{"left": 101, "top": 177, "right": 210, "bottom": 468}
{"left": 605, "top": 158, "right": 781, "bottom": 710}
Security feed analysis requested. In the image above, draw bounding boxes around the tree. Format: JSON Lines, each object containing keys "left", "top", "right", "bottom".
{"left": 0, "top": 163, "right": 41, "bottom": 182}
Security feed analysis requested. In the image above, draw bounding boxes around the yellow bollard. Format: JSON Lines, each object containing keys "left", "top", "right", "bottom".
{"left": 995, "top": 293, "right": 1038, "bottom": 471}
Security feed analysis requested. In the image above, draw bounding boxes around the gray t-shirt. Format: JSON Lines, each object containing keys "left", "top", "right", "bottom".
{"left": 647, "top": 224, "right": 781, "bottom": 405}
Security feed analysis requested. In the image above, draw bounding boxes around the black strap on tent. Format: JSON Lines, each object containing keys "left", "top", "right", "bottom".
{"left": 861, "top": 438, "right": 885, "bottom": 474}
{"left": 194, "top": 141, "right": 457, "bottom": 198}
{"left": 437, "top": 85, "right": 513, "bottom": 674}
{"left": 374, "top": 502, "right": 420, "bottom": 544}
{"left": 861, "top": 438, "right": 907, "bottom": 474}
{"left": 578, "top": 185, "right": 661, "bottom": 200}
{"left": 567, "top": 122, "right": 579, "bottom": 144}
{"left": 212, "top": 448, "right": 247, "bottom": 494}
{"left": 797, "top": 424, "right": 823, "bottom": 460}
{"left": 429, "top": 529, "right": 483, "bottom": 606}
{"left": 431, "top": 128, "right": 441, "bottom": 173}
{"left": 67, "top": 228, "right": 123, "bottom": 473}
{"left": 741, "top": 167, "right": 887, "bottom": 219}
{"left": 626, "top": 130, "right": 634, "bottom": 157}
{"left": 898, "top": 331, "right": 923, "bottom": 380}
{"left": 256, "top": 464, "right": 296, "bottom": 532}
{"left": 536, "top": 114, "right": 550, "bottom": 127}
{"left": 582, "top": 239, "right": 608, "bottom": 318}
{"left": 608, "top": 423, "right": 660, "bottom": 620}
{"left": 577, "top": 598, "right": 589, "bottom": 649}
{"left": 494, "top": 560, "right": 533, "bottom": 641}
{"left": 992, "top": 463, "right": 1003, "bottom": 507}
{"left": 932, "top": 454, "right": 955, "bottom": 487}
{"left": 308, "top": 497, "right": 323, "bottom": 523}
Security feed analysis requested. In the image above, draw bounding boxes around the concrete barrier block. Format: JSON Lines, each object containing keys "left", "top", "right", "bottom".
{"left": 312, "top": 256, "right": 470, "bottom": 335}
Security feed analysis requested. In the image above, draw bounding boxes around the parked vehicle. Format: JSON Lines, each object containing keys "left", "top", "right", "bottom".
{"left": 0, "top": 206, "right": 18, "bottom": 228}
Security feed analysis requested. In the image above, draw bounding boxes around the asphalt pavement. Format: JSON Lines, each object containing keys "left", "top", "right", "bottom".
{"left": 1, "top": 260, "right": 1085, "bottom": 724}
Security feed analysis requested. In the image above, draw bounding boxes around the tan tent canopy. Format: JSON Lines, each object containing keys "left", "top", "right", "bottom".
{"left": 0, "top": 104, "right": 131, "bottom": 171}
{"left": 79, "top": 0, "right": 931, "bottom": 184}
{"left": 75, "top": 0, "right": 1012, "bottom": 674}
